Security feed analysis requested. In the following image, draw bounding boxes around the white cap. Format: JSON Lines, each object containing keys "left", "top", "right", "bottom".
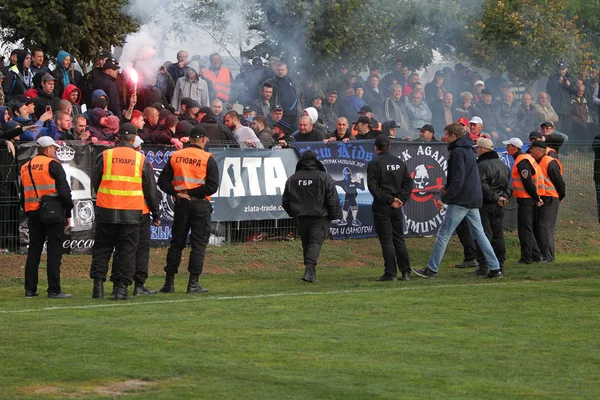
{"left": 476, "top": 137, "right": 494, "bottom": 151}
{"left": 469, "top": 116, "right": 483, "bottom": 125}
{"left": 502, "top": 138, "right": 523, "bottom": 148}
{"left": 36, "top": 136, "right": 62, "bottom": 148}
{"left": 474, "top": 80, "right": 485, "bottom": 86}
{"left": 133, "top": 135, "right": 144, "bottom": 148}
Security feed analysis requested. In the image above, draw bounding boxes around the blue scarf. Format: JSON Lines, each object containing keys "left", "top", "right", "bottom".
{"left": 56, "top": 50, "right": 71, "bottom": 88}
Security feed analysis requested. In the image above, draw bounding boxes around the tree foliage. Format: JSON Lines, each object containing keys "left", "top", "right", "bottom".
{"left": 455, "top": 0, "right": 594, "bottom": 87}
{"left": 0, "top": 0, "right": 138, "bottom": 68}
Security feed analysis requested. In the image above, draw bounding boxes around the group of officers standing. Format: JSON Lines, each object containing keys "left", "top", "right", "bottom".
{"left": 19, "top": 119, "right": 565, "bottom": 297}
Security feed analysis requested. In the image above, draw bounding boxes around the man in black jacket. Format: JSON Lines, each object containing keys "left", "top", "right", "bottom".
{"left": 89, "top": 58, "right": 122, "bottom": 120}
{"left": 413, "top": 123, "right": 502, "bottom": 279}
{"left": 546, "top": 62, "right": 578, "bottom": 133}
{"left": 295, "top": 116, "right": 326, "bottom": 142}
{"left": 472, "top": 138, "right": 512, "bottom": 275}
{"left": 367, "top": 135, "right": 414, "bottom": 281}
{"left": 282, "top": 151, "right": 339, "bottom": 282}
{"left": 354, "top": 116, "right": 384, "bottom": 140}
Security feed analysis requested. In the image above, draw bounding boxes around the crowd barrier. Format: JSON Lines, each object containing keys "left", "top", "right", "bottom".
{"left": 0, "top": 139, "right": 597, "bottom": 254}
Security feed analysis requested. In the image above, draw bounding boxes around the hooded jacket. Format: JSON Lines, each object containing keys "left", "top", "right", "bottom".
{"left": 2, "top": 50, "right": 32, "bottom": 100}
{"left": 282, "top": 153, "right": 339, "bottom": 220}
{"left": 171, "top": 61, "right": 210, "bottom": 111}
{"left": 441, "top": 134, "right": 483, "bottom": 208}
{"left": 51, "top": 51, "right": 83, "bottom": 98}
{"left": 88, "top": 108, "right": 115, "bottom": 141}
{"left": 303, "top": 107, "right": 328, "bottom": 138}
{"left": 62, "top": 84, "right": 83, "bottom": 116}
{"left": 33, "top": 86, "right": 60, "bottom": 119}
{"left": 89, "top": 69, "right": 121, "bottom": 119}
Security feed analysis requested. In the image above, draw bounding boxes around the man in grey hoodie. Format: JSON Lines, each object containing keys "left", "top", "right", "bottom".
{"left": 171, "top": 60, "right": 209, "bottom": 111}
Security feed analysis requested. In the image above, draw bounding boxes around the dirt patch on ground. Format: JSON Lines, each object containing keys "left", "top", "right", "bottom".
{"left": 26, "top": 379, "right": 156, "bottom": 398}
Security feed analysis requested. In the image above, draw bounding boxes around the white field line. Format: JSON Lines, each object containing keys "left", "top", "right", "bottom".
{"left": 0, "top": 279, "right": 572, "bottom": 315}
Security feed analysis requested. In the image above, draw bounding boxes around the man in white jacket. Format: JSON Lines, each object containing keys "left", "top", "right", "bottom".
{"left": 171, "top": 60, "right": 210, "bottom": 111}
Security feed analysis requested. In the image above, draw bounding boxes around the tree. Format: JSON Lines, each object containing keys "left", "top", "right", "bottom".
{"left": 455, "top": 0, "right": 594, "bottom": 89}
{"left": 0, "top": 0, "right": 138, "bottom": 70}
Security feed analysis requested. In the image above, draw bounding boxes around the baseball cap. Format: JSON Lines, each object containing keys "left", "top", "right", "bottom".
{"left": 388, "top": 120, "right": 399, "bottom": 129}
{"left": 354, "top": 116, "right": 372, "bottom": 126}
{"left": 469, "top": 116, "right": 483, "bottom": 125}
{"left": 540, "top": 121, "right": 555, "bottom": 128}
{"left": 502, "top": 138, "right": 523, "bottom": 148}
{"left": 476, "top": 137, "right": 494, "bottom": 151}
{"left": 243, "top": 105, "right": 253, "bottom": 113}
{"left": 529, "top": 131, "right": 543, "bottom": 139}
{"left": 481, "top": 89, "right": 493, "bottom": 95}
{"left": 37, "top": 136, "right": 61, "bottom": 148}
{"left": 375, "top": 134, "right": 390, "bottom": 149}
{"left": 175, "top": 121, "right": 194, "bottom": 136}
{"left": 530, "top": 140, "right": 548, "bottom": 149}
{"left": 358, "top": 105, "right": 373, "bottom": 114}
{"left": 276, "top": 119, "right": 292, "bottom": 134}
{"left": 457, "top": 117, "right": 469, "bottom": 126}
{"left": 474, "top": 80, "right": 485, "bottom": 86}
{"left": 558, "top": 61, "right": 567, "bottom": 70}
{"left": 435, "top": 70, "right": 444, "bottom": 77}
{"left": 271, "top": 104, "right": 283, "bottom": 112}
{"left": 187, "top": 100, "right": 201, "bottom": 109}
{"left": 16, "top": 95, "right": 34, "bottom": 105}
{"left": 41, "top": 73, "right": 57, "bottom": 83}
{"left": 326, "top": 89, "right": 337, "bottom": 95}
{"left": 118, "top": 123, "right": 138, "bottom": 136}
{"left": 103, "top": 57, "right": 120, "bottom": 70}
{"left": 133, "top": 135, "right": 144, "bottom": 148}
{"left": 189, "top": 125, "right": 207, "bottom": 138}
{"left": 99, "top": 50, "right": 112, "bottom": 59}
{"left": 198, "top": 106, "right": 213, "bottom": 115}
{"left": 420, "top": 124, "right": 435, "bottom": 133}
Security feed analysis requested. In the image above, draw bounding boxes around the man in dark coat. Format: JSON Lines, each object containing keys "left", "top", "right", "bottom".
{"left": 89, "top": 57, "right": 122, "bottom": 120}
{"left": 282, "top": 151, "right": 339, "bottom": 282}
{"left": 546, "top": 62, "right": 578, "bottom": 134}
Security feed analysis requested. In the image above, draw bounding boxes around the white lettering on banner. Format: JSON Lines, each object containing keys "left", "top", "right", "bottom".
{"left": 417, "top": 146, "right": 448, "bottom": 170}
{"left": 216, "top": 157, "right": 288, "bottom": 198}
{"left": 62, "top": 239, "right": 95, "bottom": 249}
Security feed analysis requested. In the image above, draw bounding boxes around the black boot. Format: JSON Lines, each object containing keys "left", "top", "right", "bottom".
{"left": 134, "top": 284, "right": 157, "bottom": 295}
{"left": 114, "top": 284, "right": 131, "bottom": 301}
{"left": 187, "top": 274, "right": 208, "bottom": 294}
{"left": 159, "top": 273, "right": 175, "bottom": 293}
{"left": 92, "top": 279, "right": 104, "bottom": 299}
{"left": 302, "top": 266, "right": 317, "bottom": 283}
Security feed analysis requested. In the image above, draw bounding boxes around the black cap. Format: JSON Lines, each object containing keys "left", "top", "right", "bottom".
{"left": 99, "top": 50, "right": 112, "bottom": 59}
{"left": 358, "top": 105, "right": 373, "bottom": 114}
{"left": 276, "top": 119, "right": 292, "bottom": 134}
{"left": 180, "top": 97, "right": 193, "bottom": 107}
{"left": 558, "top": 61, "right": 567, "bottom": 70}
{"left": 16, "top": 95, "right": 34, "bottom": 105}
{"left": 435, "top": 70, "right": 444, "bottom": 77}
{"left": 354, "top": 116, "right": 372, "bottom": 126}
{"left": 529, "top": 131, "right": 543, "bottom": 139}
{"left": 118, "top": 123, "right": 137, "bottom": 136}
{"left": 189, "top": 125, "right": 207, "bottom": 138}
{"left": 175, "top": 121, "right": 194, "bottom": 136}
{"left": 530, "top": 140, "right": 547, "bottom": 149}
{"left": 388, "top": 120, "right": 399, "bottom": 129}
{"left": 420, "top": 124, "right": 435, "bottom": 133}
{"left": 326, "top": 89, "right": 337, "bottom": 95}
{"left": 375, "top": 134, "right": 390, "bottom": 149}
{"left": 198, "top": 106, "right": 213, "bottom": 115}
{"left": 187, "top": 100, "right": 201, "bottom": 109}
{"left": 540, "top": 121, "right": 555, "bottom": 128}
{"left": 481, "top": 89, "right": 493, "bottom": 95}
{"left": 243, "top": 105, "right": 253, "bottom": 113}
{"left": 159, "top": 108, "right": 172, "bottom": 119}
{"left": 103, "top": 57, "right": 120, "bottom": 70}
{"left": 271, "top": 104, "right": 283, "bottom": 112}
{"left": 301, "top": 150, "right": 318, "bottom": 160}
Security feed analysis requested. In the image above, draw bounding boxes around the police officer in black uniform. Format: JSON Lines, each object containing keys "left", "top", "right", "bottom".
{"left": 157, "top": 125, "right": 220, "bottom": 293}
{"left": 367, "top": 134, "right": 414, "bottom": 281}
{"left": 282, "top": 151, "right": 340, "bottom": 283}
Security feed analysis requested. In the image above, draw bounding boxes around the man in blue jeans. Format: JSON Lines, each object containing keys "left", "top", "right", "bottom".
{"left": 413, "top": 123, "right": 503, "bottom": 279}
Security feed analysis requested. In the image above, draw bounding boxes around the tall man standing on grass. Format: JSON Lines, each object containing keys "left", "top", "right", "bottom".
{"left": 282, "top": 151, "right": 339, "bottom": 283}
{"left": 367, "top": 134, "right": 414, "bottom": 281}
{"left": 413, "top": 123, "right": 503, "bottom": 279}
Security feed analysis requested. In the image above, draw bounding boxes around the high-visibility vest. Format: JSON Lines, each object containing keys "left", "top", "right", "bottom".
{"left": 21, "top": 155, "right": 58, "bottom": 212}
{"left": 512, "top": 153, "right": 545, "bottom": 199}
{"left": 351, "top": 122, "right": 382, "bottom": 136}
{"left": 545, "top": 147, "right": 563, "bottom": 174}
{"left": 170, "top": 146, "right": 212, "bottom": 200}
{"left": 96, "top": 147, "right": 144, "bottom": 211}
{"left": 537, "top": 155, "right": 561, "bottom": 198}
{"left": 204, "top": 67, "right": 231, "bottom": 102}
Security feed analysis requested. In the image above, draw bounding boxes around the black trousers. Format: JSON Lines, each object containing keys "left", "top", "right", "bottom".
{"left": 165, "top": 199, "right": 211, "bottom": 276}
{"left": 536, "top": 197, "right": 560, "bottom": 262}
{"left": 456, "top": 219, "right": 477, "bottom": 261}
{"left": 517, "top": 200, "right": 542, "bottom": 263}
{"left": 296, "top": 217, "right": 329, "bottom": 269}
{"left": 110, "top": 214, "right": 151, "bottom": 285}
{"left": 476, "top": 203, "right": 506, "bottom": 265}
{"left": 90, "top": 222, "right": 140, "bottom": 286}
{"left": 25, "top": 211, "right": 64, "bottom": 293}
{"left": 373, "top": 208, "right": 410, "bottom": 276}
{"left": 596, "top": 184, "right": 600, "bottom": 224}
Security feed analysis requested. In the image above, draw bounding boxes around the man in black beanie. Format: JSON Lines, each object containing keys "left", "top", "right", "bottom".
{"left": 282, "top": 151, "right": 339, "bottom": 282}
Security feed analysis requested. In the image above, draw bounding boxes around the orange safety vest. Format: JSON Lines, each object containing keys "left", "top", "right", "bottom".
{"left": 537, "top": 155, "right": 561, "bottom": 198}
{"left": 351, "top": 122, "right": 383, "bottom": 136}
{"left": 204, "top": 67, "right": 231, "bottom": 102}
{"left": 170, "top": 146, "right": 212, "bottom": 200}
{"left": 545, "top": 147, "right": 563, "bottom": 174}
{"left": 96, "top": 147, "right": 145, "bottom": 211}
{"left": 512, "top": 153, "right": 545, "bottom": 199}
{"left": 21, "top": 155, "right": 58, "bottom": 212}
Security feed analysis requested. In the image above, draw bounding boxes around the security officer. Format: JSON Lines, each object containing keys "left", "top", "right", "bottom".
{"left": 282, "top": 151, "right": 339, "bottom": 283}
{"left": 157, "top": 125, "right": 219, "bottom": 293}
{"left": 367, "top": 134, "right": 414, "bottom": 281}
{"left": 20, "top": 136, "right": 74, "bottom": 298}
{"left": 503, "top": 138, "right": 544, "bottom": 264}
{"left": 109, "top": 135, "right": 162, "bottom": 295}
{"left": 529, "top": 140, "right": 565, "bottom": 262}
{"left": 90, "top": 123, "right": 160, "bottom": 300}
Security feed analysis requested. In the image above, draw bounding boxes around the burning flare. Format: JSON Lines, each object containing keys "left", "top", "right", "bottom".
{"left": 129, "top": 68, "right": 139, "bottom": 91}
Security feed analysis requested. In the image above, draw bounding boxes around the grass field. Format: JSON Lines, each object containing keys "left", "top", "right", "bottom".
{"left": 1, "top": 209, "right": 600, "bottom": 399}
